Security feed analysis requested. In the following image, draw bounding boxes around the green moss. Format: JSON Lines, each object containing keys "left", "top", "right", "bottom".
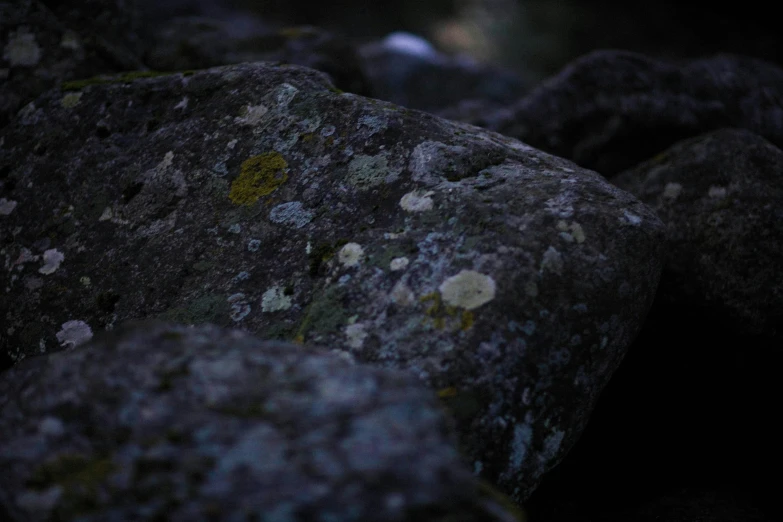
{"left": 307, "top": 239, "right": 348, "bottom": 277}
{"left": 477, "top": 479, "right": 528, "bottom": 521}
{"left": 295, "top": 285, "right": 348, "bottom": 342}
{"left": 229, "top": 152, "right": 288, "bottom": 206}
{"left": 158, "top": 294, "right": 228, "bottom": 325}
{"left": 27, "top": 454, "right": 115, "bottom": 515}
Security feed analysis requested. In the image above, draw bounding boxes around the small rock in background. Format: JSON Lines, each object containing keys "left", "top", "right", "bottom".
{"left": 358, "top": 31, "right": 532, "bottom": 114}
{"left": 471, "top": 50, "right": 783, "bottom": 176}
{"left": 613, "top": 128, "right": 783, "bottom": 340}
{"left": 145, "top": 17, "right": 373, "bottom": 97}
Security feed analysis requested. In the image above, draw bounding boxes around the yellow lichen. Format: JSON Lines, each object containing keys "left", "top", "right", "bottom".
{"left": 438, "top": 387, "right": 458, "bottom": 398}
{"left": 229, "top": 152, "right": 288, "bottom": 206}
{"left": 461, "top": 310, "right": 475, "bottom": 330}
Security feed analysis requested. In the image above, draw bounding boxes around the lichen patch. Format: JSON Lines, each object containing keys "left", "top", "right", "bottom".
{"left": 338, "top": 243, "right": 364, "bottom": 267}
{"left": 400, "top": 190, "right": 434, "bottom": 212}
{"left": 235, "top": 104, "right": 269, "bottom": 126}
{"left": 438, "top": 270, "right": 497, "bottom": 310}
{"left": 56, "top": 320, "right": 93, "bottom": 349}
{"left": 261, "top": 286, "right": 293, "bottom": 312}
{"left": 0, "top": 198, "right": 17, "bottom": 215}
{"left": 3, "top": 28, "right": 41, "bottom": 67}
{"left": 60, "top": 92, "right": 82, "bottom": 109}
{"left": 38, "top": 249, "right": 64, "bottom": 275}
{"left": 229, "top": 152, "right": 288, "bottom": 205}
{"left": 269, "top": 201, "right": 314, "bottom": 229}
{"left": 345, "top": 322, "right": 368, "bottom": 349}
{"left": 389, "top": 257, "right": 409, "bottom": 271}
{"left": 662, "top": 182, "right": 683, "bottom": 200}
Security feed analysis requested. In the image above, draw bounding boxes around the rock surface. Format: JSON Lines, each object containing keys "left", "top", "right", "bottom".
{"left": 472, "top": 50, "right": 783, "bottom": 176}
{"left": 0, "top": 321, "right": 522, "bottom": 522}
{"left": 612, "top": 128, "right": 783, "bottom": 340}
{"left": 0, "top": 59, "right": 665, "bottom": 502}
{"left": 0, "top": 0, "right": 146, "bottom": 129}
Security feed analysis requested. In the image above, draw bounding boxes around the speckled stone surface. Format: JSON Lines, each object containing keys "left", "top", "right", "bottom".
{"left": 0, "top": 321, "right": 524, "bottom": 522}
{"left": 0, "top": 60, "right": 664, "bottom": 502}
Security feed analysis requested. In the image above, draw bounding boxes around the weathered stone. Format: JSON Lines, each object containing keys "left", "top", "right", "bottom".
{"left": 0, "top": 0, "right": 146, "bottom": 128}
{"left": 0, "top": 321, "right": 524, "bottom": 521}
{"left": 359, "top": 32, "right": 530, "bottom": 114}
{"left": 478, "top": 50, "right": 783, "bottom": 176}
{"left": 146, "top": 19, "right": 373, "bottom": 97}
{"left": 0, "top": 60, "right": 665, "bottom": 501}
{"left": 612, "top": 128, "right": 783, "bottom": 340}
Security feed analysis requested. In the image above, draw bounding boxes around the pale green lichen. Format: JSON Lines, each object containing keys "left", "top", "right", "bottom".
{"left": 346, "top": 153, "right": 398, "bottom": 189}
{"left": 261, "top": 286, "right": 292, "bottom": 312}
{"left": 338, "top": 243, "right": 364, "bottom": 267}
{"left": 60, "top": 92, "right": 82, "bottom": 109}
{"left": 229, "top": 152, "right": 288, "bottom": 206}
{"left": 438, "top": 270, "right": 496, "bottom": 310}
{"left": 399, "top": 190, "right": 434, "bottom": 212}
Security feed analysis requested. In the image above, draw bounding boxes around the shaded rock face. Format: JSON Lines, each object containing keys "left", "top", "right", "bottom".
{"left": 475, "top": 50, "right": 783, "bottom": 176}
{"left": 0, "top": 321, "right": 523, "bottom": 522}
{"left": 146, "top": 20, "right": 373, "bottom": 97}
{"left": 0, "top": 60, "right": 665, "bottom": 502}
{"left": 612, "top": 128, "right": 783, "bottom": 340}
{"left": 0, "top": 0, "right": 146, "bottom": 129}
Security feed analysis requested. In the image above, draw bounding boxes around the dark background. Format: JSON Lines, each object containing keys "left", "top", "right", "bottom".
{"left": 142, "top": 0, "right": 783, "bottom": 82}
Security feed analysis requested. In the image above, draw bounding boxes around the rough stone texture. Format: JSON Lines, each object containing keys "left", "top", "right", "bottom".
{"left": 0, "top": 61, "right": 665, "bottom": 501}
{"left": 0, "top": 321, "right": 524, "bottom": 522}
{"left": 146, "top": 19, "right": 373, "bottom": 97}
{"left": 476, "top": 50, "right": 783, "bottom": 176}
{"left": 612, "top": 128, "right": 783, "bottom": 340}
{"left": 359, "top": 32, "right": 530, "bottom": 114}
{"left": 0, "top": 0, "right": 146, "bottom": 129}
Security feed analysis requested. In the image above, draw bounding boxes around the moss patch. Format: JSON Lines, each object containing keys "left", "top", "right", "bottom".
{"left": 229, "top": 152, "right": 288, "bottom": 206}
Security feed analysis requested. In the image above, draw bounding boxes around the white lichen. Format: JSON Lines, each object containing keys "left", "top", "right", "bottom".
{"left": 0, "top": 198, "right": 17, "bottom": 215}
{"left": 390, "top": 280, "right": 415, "bottom": 307}
{"left": 438, "top": 270, "right": 497, "bottom": 310}
{"left": 663, "top": 182, "right": 683, "bottom": 200}
{"left": 621, "top": 210, "right": 642, "bottom": 225}
{"left": 389, "top": 257, "right": 409, "bottom": 271}
{"left": 399, "top": 190, "right": 434, "bottom": 212}
{"left": 56, "top": 320, "right": 93, "bottom": 349}
{"left": 39, "top": 249, "right": 64, "bottom": 275}
{"left": 235, "top": 104, "right": 269, "bottom": 126}
{"left": 338, "top": 243, "right": 364, "bottom": 267}
{"left": 708, "top": 185, "right": 727, "bottom": 199}
{"left": 261, "top": 286, "right": 292, "bottom": 312}
{"left": 344, "top": 322, "right": 368, "bottom": 349}
{"left": 227, "top": 293, "right": 251, "bottom": 322}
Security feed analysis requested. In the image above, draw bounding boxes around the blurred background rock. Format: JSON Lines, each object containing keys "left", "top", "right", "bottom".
{"left": 139, "top": 0, "right": 783, "bottom": 83}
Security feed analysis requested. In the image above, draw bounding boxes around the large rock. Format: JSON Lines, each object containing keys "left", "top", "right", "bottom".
{"left": 477, "top": 50, "right": 783, "bottom": 176}
{"left": 0, "top": 0, "right": 146, "bottom": 128}
{"left": 612, "top": 128, "right": 783, "bottom": 340}
{"left": 0, "top": 321, "right": 523, "bottom": 521}
{"left": 0, "top": 60, "right": 665, "bottom": 501}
